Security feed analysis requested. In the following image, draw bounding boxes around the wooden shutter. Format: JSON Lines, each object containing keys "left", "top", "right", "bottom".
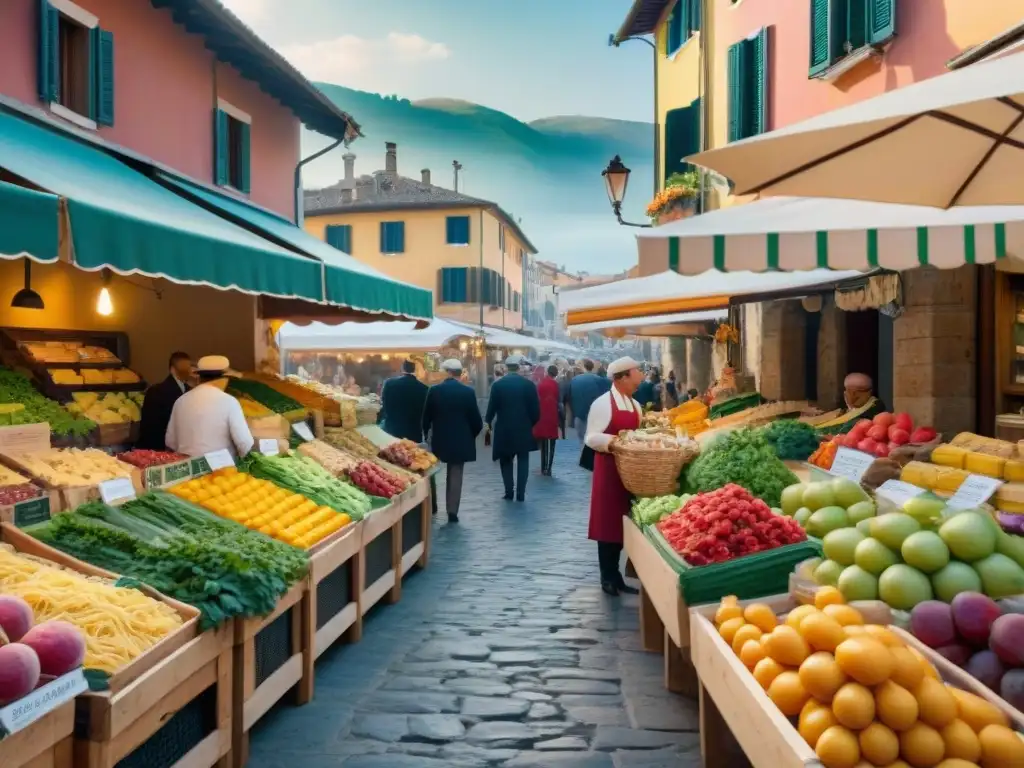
{"left": 446, "top": 216, "right": 469, "bottom": 244}
{"left": 325, "top": 225, "right": 351, "bottom": 253}
{"left": 867, "top": 0, "right": 896, "bottom": 44}
{"left": 446, "top": 216, "right": 457, "bottom": 244}
{"left": 395, "top": 222, "right": 405, "bottom": 252}
{"left": 750, "top": 28, "right": 770, "bottom": 137}
{"left": 664, "top": 104, "right": 696, "bottom": 180}
{"left": 454, "top": 268, "right": 467, "bottom": 302}
{"left": 379, "top": 222, "right": 388, "bottom": 253}
{"left": 92, "top": 28, "right": 114, "bottom": 126}
{"left": 238, "top": 121, "right": 251, "bottom": 193}
{"left": 666, "top": 2, "right": 683, "bottom": 54}
{"left": 688, "top": 0, "right": 701, "bottom": 35}
{"left": 37, "top": 0, "right": 59, "bottom": 103}
{"left": 727, "top": 41, "right": 748, "bottom": 142}
{"left": 809, "top": 0, "right": 831, "bottom": 76}
{"left": 214, "top": 110, "right": 230, "bottom": 186}
{"left": 846, "top": 0, "right": 867, "bottom": 50}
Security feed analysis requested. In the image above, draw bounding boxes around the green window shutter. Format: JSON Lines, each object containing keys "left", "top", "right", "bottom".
{"left": 92, "top": 29, "right": 114, "bottom": 126}
{"left": 689, "top": 0, "right": 701, "bottom": 35}
{"left": 379, "top": 222, "right": 388, "bottom": 252}
{"left": 666, "top": 3, "right": 683, "bottom": 54}
{"left": 446, "top": 215, "right": 469, "bottom": 244}
{"left": 750, "top": 28, "right": 770, "bottom": 137}
{"left": 454, "top": 268, "right": 467, "bottom": 302}
{"left": 847, "top": 0, "right": 867, "bottom": 50}
{"left": 809, "top": 0, "right": 831, "bottom": 76}
{"left": 868, "top": 0, "right": 896, "bottom": 44}
{"left": 214, "top": 110, "right": 229, "bottom": 186}
{"left": 325, "top": 224, "right": 351, "bottom": 253}
{"left": 688, "top": 96, "right": 702, "bottom": 158}
{"left": 37, "top": 0, "right": 59, "bottom": 103}
{"left": 727, "top": 41, "right": 748, "bottom": 142}
{"left": 395, "top": 222, "right": 405, "bottom": 252}
{"left": 238, "top": 121, "right": 251, "bottom": 193}
{"left": 664, "top": 104, "right": 695, "bottom": 180}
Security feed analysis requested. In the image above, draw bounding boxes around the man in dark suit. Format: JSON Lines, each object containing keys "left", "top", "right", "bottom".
{"left": 138, "top": 351, "right": 192, "bottom": 450}
{"left": 422, "top": 359, "right": 482, "bottom": 523}
{"left": 380, "top": 360, "right": 429, "bottom": 442}
{"left": 485, "top": 355, "right": 540, "bottom": 502}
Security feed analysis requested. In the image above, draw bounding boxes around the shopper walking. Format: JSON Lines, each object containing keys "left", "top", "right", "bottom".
{"left": 665, "top": 371, "right": 679, "bottom": 409}
{"left": 485, "top": 355, "right": 540, "bottom": 501}
{"left": 422, "top": 359, "right": 482, "bottom": 523}
{"left": 379, "top": 360, "right": 429, "bottom": 442}
{"left": 533, "top": 365, "right": 561, "bottom": 476}
{"left": 584, "top": 356, "right": 644, "bottom": 596}
{"left": 139, "top": 351, "right": 192, "bottom": 450}
{"left": 568, "top": 360, "right": 607, "bottom": 441}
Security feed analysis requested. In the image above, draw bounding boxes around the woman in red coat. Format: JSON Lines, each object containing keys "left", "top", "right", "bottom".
{"left": 533, "top": 365, "right": 562, "bottom": 476}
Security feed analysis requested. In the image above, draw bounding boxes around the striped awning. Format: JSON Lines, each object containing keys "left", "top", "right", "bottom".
{"left": 637, "top": 196, "right": 1024, "bottom": 274}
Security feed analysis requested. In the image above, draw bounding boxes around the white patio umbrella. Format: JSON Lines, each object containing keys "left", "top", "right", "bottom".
{"left": 687, "top": 49, "right": 1024, "bottom": 207}
{"left": 637, "top": 196, "right": 1024, "bottom": 273}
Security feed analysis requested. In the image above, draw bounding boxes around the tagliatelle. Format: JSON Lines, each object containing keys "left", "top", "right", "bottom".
{"left": 0, "top": 545, "right": 184, "bottom": 673}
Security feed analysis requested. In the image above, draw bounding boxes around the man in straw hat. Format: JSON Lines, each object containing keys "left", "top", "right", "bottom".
{"left": 166, "top": 355, "right": 254, "bottom": 459}
{"left": 584, "top": 356, "right": 643, "bottom": 596}
{"left": 422, "top": 359, "right": 482, "bottom": 523}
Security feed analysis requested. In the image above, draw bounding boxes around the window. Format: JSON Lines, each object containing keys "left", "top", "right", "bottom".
{"left": 37, "top": 0, "right": 115, "bottom": 127}
{"left": 498, "top": 225, "right": 506, "bottom": 253}
{"left": 666, "top": 0, "right": 701, "bottom": 56}
{"left": 439, "top": 267, "right": 469, "bottom": 303}
{"left": 445, "top": 215, "right": 470, "bottom": 245}
{"left": 809, "top": 0, "right": 897, "bottom": 77}
{"left": 664, "top": 97, "right": 701, "bottom": 181}
{"left": 380, "top": 221, "right": 405, "bottom": 254}
{"left": 325, "top": 224, "right": 352, "bottom": 254}
{"left": 214, "top": 107, "right": 251, "bottom": 193}
{"left": 727, "top": 28, "right": 770, "bottom": 143}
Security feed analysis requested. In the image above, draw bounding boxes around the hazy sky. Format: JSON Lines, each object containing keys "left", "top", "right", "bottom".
{"left": 219, "top": 0, "right": 654, "bottom": 123}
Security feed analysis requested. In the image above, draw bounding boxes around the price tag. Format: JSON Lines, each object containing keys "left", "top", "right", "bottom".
{"left": 876, "top": 480, "right": 926, "bottom": 507}
{"left": 204, "top": 449, "right": 235, "bottom": 471}
{"left": 946, "top": 474, "right": 1004, "bottom": 510}
{"left": 828, "top": 447, "right": 875, "bottom": 482}
{"left": 0, "top": 669, "right": 88, "bottom": 735}
{"left": 292, "top": 422, "right": 314, "bottom": 441}
{"left": 259, "top": 438, "right": 280, "bottom": 456}
{"left": 99, "top": 477, "right": 136, "bottom": 504}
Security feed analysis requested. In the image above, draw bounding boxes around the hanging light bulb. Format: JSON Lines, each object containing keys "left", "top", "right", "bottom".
{"left": 96, "top": 269, "right": 114, "bottom": 316}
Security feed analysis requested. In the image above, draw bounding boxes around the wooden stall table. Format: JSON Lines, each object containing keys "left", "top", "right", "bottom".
{"left": 359, "top": 499, "right": 403, "bottom": 614}
{"left": 398, "top": 476, "right": 432, "bottom": 577}
{"left": 0, "top": 699, "right": 75, "bottom": 768}
{"left": 308, "top": 521, "right": 363, "bottom": 658}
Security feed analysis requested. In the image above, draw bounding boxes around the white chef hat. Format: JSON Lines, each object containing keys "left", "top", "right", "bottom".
{"left": 607, "top": 356, "right": 640, "bottom": 376}
{"left": 440, "top": 358, "right": 463, "bottom": 372}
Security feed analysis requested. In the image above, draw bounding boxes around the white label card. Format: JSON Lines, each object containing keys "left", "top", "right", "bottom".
{"left": 0, "top": 669, "right": 88, "bottom": 735}
{"left": 829, "top": 447, "right": 875, "bottom": 482}
{"left": 259, "top": 438, "right": 280, "bottom": 456}
{"left": 876, "top": 480, "right": 926, "bottom": 507}
{"left": 99, "top": 477, "right": 136, "bottom": 504}
{"left": 204, "top": 449, "right": 235, "bottom": 471}
{"left": 946, "top": 473, "right": 1004, "bottom": 510}
{"left": 292, "top": 422, "right": 314, "bottom": 441}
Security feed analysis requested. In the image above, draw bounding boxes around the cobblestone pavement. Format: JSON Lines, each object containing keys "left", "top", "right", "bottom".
{"left": 248, "top": 437, "right": 701, "bottom": 768}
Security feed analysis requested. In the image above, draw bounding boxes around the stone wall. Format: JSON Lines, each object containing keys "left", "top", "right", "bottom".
{"left": 759, "top": 300, "right": 807, "bottom": 401}
{"left": 817, "top": 298, "right": 847, "bottom": 411}
{"left": 893, "top": 266, "right": 977, "bottom": 436}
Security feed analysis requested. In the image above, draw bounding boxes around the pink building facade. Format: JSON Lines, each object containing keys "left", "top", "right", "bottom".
{"left": 0, "top": 0, "right": 316, "bottom": 219}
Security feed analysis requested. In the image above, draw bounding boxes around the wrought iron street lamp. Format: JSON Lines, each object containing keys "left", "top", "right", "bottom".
{"left": 602, "top": 156, "right": 651, "bottom": 228}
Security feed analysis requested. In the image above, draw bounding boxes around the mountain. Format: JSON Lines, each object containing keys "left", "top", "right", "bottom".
{"left": 299, "top": 84, "right": 654, "bottom": 273}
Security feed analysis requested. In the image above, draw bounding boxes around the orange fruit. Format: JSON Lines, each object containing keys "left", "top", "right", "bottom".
{"left": 800, "top": 612, "right": 847, "bottom": 653}
{"left": 739, "top": 639, "right": 766, "bottom": 669}
{"left": 875, "top": 680, "right": 920, "bottom": 732}
{"left": 815, "top": 586, "right": 845, "bottom": 610}
{"left": 718, "top": 617, "right": 746, "bottom": 646}
{"left": 732, "top": 624, "right": 764, "bottom": 656}
{"left": 914, "top": 677, "right": 958, "bottom": 729}
{"left": 947, "top": 687, "right": 1009, "bottom": 733}
{"left": 800, "top": 706, "right": 839, "bottom": 749}
{"left": 835, "top": 637, "right": 893, "bottom": 686}
{"left": 715, "top": 596, "right": 743, "bottom": 626}
{"left": 823, "top": 604, "right": 864, "bottom": 627}
{"left": 801, "top": 698, "right": 829, "bottom": 722}
{"left": 939, "top": 719, "right": 981, "bottom": 763}
{"left": 816, "top": 725, "right": 861, "bottom": 768}
{"left": 908, "top": 646, "right": 940, "bottom": 680}
{"left": 977, "top": 724, "right": 1024, "bottom": 767}
{"left": 863, "top": 623, "right": 903, "bottom": 647}
{"left": 753, "top": 657, "right": 786, "bottom": 690}
{"left": 743, "top": 603, "right": 778, "bottom": 633}
{"left": 763, "top": 625, "right": 811, "bottom": 666}
{"left": 859, "top": 722, "right": 900, "bottom": 767}
{"left": 899, "top": 722, "right": 945, "bottom": 768}
{"left": 786, "top": 604, "right": 819, "bottom": 630}
{"left": 799, "top": 652, "right": 848, "bottom": 703}
{"left": 934, "top": 760, "right": 984, "bottom": 768}
{"left": 842, "top": 624, "right": 868, "bottom": 638}
{"left": 832, "top": 682, "right": 876, "bottom": 730}
{"left": 767, "top": 670, "right": 810, "bottom": 716}
{"left": 889, "top": 646, "right": 926, "bottom": 691}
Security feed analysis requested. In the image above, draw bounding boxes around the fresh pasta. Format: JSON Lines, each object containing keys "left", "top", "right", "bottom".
{"left": 0, "top": 544, "right": 184, "bottom": 673}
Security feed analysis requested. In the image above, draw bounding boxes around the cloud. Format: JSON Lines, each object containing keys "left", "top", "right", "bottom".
{"left": 278, "top": 33, "right": 451, "bottom": 83}
{"left": 217, "top": 0, "right": 272, "bottom": 24}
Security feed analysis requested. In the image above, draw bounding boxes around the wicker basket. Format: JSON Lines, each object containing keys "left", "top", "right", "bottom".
{"left": 613, "top": 442, "right": 698, "bottom": 498}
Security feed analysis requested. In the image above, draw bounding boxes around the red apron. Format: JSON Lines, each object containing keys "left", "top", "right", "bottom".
{"left": 587, "top": 393, "right": 639, "bottom": 544}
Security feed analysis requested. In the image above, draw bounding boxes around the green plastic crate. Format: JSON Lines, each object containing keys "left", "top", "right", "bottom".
{"left": 677, "top": 539, "right": 823, "bottom": 605}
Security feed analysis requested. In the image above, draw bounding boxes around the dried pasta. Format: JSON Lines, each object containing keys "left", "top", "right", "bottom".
{"left": 0, "top": 544, "right": 184, "bottom": 673}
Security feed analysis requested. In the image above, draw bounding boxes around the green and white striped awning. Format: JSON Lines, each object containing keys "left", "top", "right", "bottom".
{"left": 637, "top": 196, "right": 1024, "bottom": 274}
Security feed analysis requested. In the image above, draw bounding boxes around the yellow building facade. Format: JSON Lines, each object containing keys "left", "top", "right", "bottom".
{"left": 303, "top": 146, "right": 535, "bottom": 330}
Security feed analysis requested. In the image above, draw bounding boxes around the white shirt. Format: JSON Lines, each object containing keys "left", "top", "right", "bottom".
{"left": 585, "top": 388, "right": 641, "bottom": 453}
{"left": 172, "top": 373, "right": 187, "bottom": 394}
{"left": 165, "top": 384, "right": 254, "bottom": 458}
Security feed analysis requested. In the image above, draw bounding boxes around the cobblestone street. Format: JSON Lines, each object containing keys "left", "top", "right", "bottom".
{"left": 248, "top": 437, "right": 701, "bottom": 767}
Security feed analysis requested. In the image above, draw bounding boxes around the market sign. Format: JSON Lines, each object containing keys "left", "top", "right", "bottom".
{"left": 144, "top": 460, "right": 193, "bottom": 489}
{"left": 947, "top": 474, "right": 1004, "bottom": 510}
{"left": 0, "top": 669, "right": 88, "bottom": 738}
{"left": 828, "top": 447, "right": 875, "bottom": 483}
{"left": 1, "top": 495, "right": 51, "bottom": 528}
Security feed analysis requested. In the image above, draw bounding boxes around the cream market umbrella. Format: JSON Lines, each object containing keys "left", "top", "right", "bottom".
{"left": 638, "top": 196, "right": 1024, "bottom": 273}
{"left": 688, "top": 50, "right": 1024, "bottom": 207}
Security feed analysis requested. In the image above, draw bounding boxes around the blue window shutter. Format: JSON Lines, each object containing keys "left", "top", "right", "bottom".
{"left": 440, "top": 268, "right": 451, "bottom": 302}
{"left": 379, "top": 222, "right": 387, "bottom": 252}
{"left": 847, "top": 0, "right": 867, "bottom": 50}
{"left": 214, "top": 110, "right": 229, "bottom": 186}
{"left": 446, "top": 215, "right": 469, "bottom": 244}
{"left": 454, "top": 268, "right": 467, "bottom": 302}
{"left": 727, "top": 42, "right": 748, "bottom": 142}
{"left": 750, "top": 28, "right": 770, "bottom": 137}
{"left": 809, "top": 0, "right": 831, "bottom": 76}
{"left": 238, "top": 121, "right": 251, "bottom": 193}
{"left": 396, "top": 222, "right": 405, "bottom": 253}
{"left": 689, "top": 0, "right": 701, "bottom": 34}
{"left": 325, "top": 224, "right": 351, "bottom": 253}
{"left": 446, "top": 217, "right": 456, "bottom": 244}
{"left": 37, "top": 0, "right": 59, "bottom": 103}
{"left": 868, "top": 0, "right": 896, "bottom": 44}
{"left": 92, "top": 29, "right": 114, "bottom": 126}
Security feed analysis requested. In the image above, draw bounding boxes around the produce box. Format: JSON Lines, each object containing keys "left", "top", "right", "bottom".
{"left": 689, "top": 593, "right": 1024, "bottom": 768}
{"left": 0, "top": 449, "right": 142, "bottom": 512}
{"left": 0, "top": 699, "right": 75, "bottom": 768}
{"left": 247, "top": 373, "right": 343, "bottom": 427}
{"left": 0, "top": 486, "right": 58, "bottom": 527}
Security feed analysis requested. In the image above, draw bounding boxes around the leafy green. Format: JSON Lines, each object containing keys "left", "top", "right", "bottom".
{"left": 27, "top": 492, "right": 307, "bottom": 629}
{"left": 632, "top": 494, "right": 691, "bottom": 526}
{"left": 762, "top": 419, "right": 822, "bottom": 461}
{"left": 226, "top": 379, "right": 302, "bottom": 415}
{"left": 684, "top": 428, "right": 798, "bottom": 507}
{"left": 0, "top": 367, "right": 94, "bottom": 437}
{"left": 239, "top": 452, "right": 370, "bottom": 519}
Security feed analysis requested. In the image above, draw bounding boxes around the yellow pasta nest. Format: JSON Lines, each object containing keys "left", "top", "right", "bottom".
{"left": 0, "top": 545, "right": 184, "bottom": 673}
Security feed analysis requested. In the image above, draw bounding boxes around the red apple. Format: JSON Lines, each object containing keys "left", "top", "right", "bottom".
{"left": 857, "top": 438, "right": 878, "bottom": 454}
{"left": 888, "top": 428, "right": 910, "bottom": 446}
{"left": 893, "top": 412, "right": 913, "bottom": 432}
{"left": 872, "top": 412, "right": 896, "bottom": 429}
{"left": 867, "top": 424, "right": 889, "bottom": 442}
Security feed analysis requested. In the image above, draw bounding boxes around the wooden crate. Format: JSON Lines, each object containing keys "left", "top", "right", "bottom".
{"left": 231, "top": 580, "right": 310, "bottom": 768}
{"left": 308, "top": 522, "right": 363, "bottom": 662}
{"left": 398, "top": 479, "right": 431, "bottom": 577}
{"left": 360, "top": 499, "right": 403, "bottom": 614}
{"left": 622, "top": 519, "right": 697, "bottom": 696}
{"left": 689, "top": 594, "right": 1024, "bottom": 768}
{"left": 0, "top": 700, "right": 74, "bottom": 768}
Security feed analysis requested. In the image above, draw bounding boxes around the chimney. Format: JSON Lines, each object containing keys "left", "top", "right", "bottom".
{"left": 421, "top": 168, "right": 431, "bottom": 185}
{"left": 343, "top": 153, "right": 355, "bottom": 182}
{"left": 340, "top": 188, "right": 353, "bottom": 203}
{"left": 385, "top": 142, "right": 397, "bottom": 173}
